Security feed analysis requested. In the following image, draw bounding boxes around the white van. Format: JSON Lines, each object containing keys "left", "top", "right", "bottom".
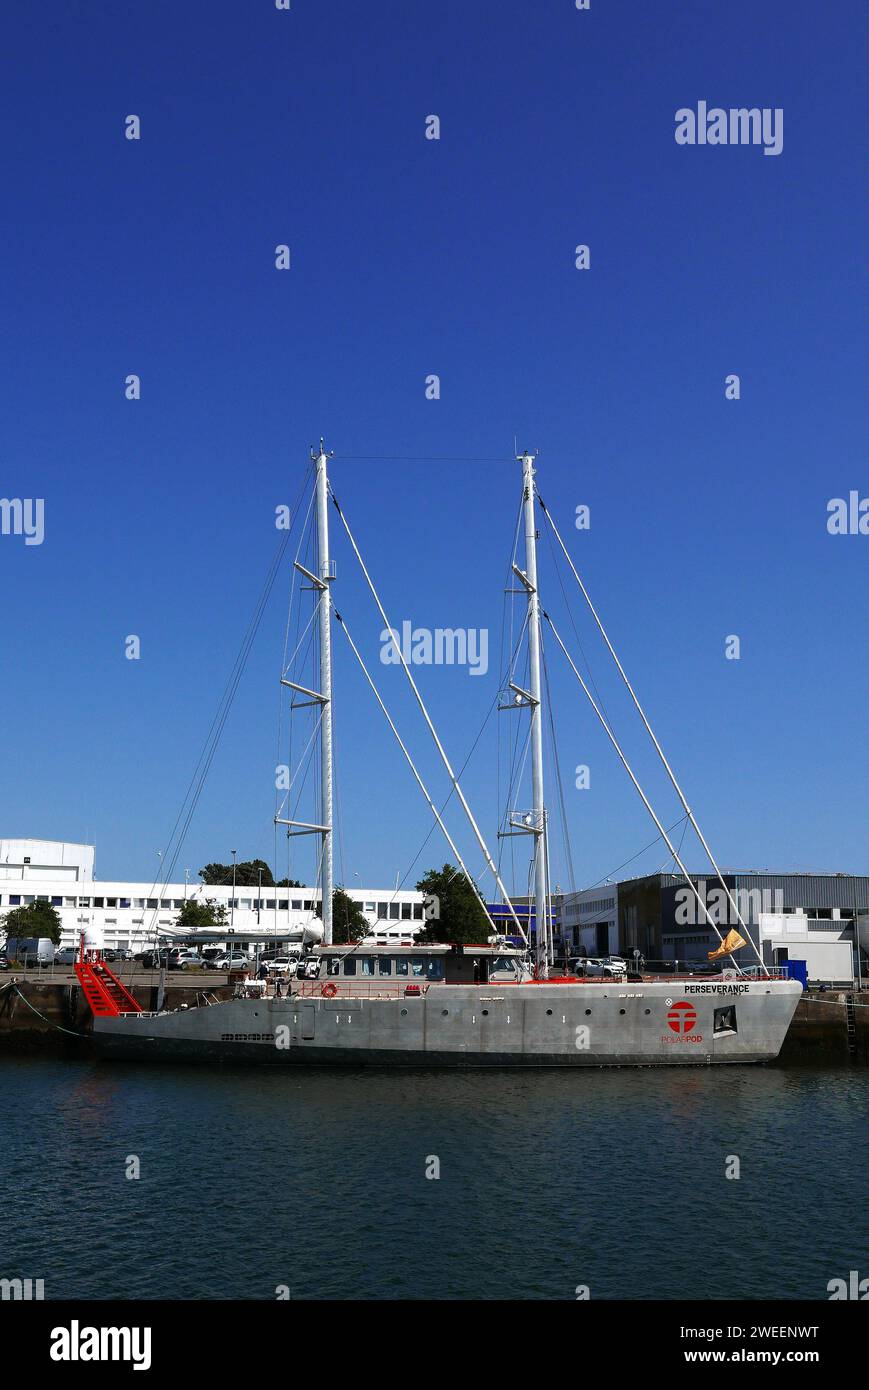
{"left": 6, "top": 937, "right": 56, "bottom": 967}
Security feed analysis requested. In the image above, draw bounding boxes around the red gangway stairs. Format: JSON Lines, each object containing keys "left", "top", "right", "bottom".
{"left": 74, "top": 960, "right": 143, "bottom": 1017}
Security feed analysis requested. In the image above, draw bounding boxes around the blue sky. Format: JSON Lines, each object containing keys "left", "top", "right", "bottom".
{"left": 1, "top": 1, "right": 866, "bottom": 895}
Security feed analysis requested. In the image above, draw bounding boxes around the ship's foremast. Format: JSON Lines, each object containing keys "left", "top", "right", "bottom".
{"left": 314, "top": 442, "right": 335, "bottom": 946}
{"left": 517, "top": 452, "right": 550, "bottom": 978}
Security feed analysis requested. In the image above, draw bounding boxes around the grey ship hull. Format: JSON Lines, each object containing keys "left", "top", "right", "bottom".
{"left": 91, "top": 978, "right": 802, "bottom": 1067}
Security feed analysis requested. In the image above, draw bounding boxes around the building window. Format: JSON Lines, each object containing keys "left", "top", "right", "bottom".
{"left": 291, "top": 900, "right": 300, "bottom": 910}
{"left": 106, "top": 898, "right": 117, "bottom": 908}
{"left": 377, "top": 901, "right": 388, "bottom": 918}
{"left": 147, "top": 899, "right": 157, "bottom": 909}
{"left": 120, "top": 898, "right": 131, "bottom": 909}
{"left": 279, "top": 900, "right": 289, "bottom": 911}
{"left": 8, "top": 895, "right": 21, "bottom": 906}
{"left": 51, "top": 896, "right": 62, "bottom": 906}
{"left": 364, "top": 901, "right": 375, "bottom": 913}
{"left": 160, "top": 899, "right": 171, "bottom": 909}
{"left": 93, "top": 897, "right": 104, "bottom": 908}
{"left": 64, "top": 898, "right": 76, "bottom": 907}
{"left": 389, "top": 904, "right": 400, "bottom": 920}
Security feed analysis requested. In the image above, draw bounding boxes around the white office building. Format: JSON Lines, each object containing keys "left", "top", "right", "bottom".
{"left": 0, "top": 838, "right": 426, "bottom": 953}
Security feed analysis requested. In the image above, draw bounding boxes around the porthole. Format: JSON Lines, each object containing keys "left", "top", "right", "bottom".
{"left": 619, "top": 1009, "right": 626, "bottom": 1015}
{"left": 585, "top": 1009, "right": 591, "bottom": 1016}
{"left": 546, "top": 1008, "right": 553, "bottom": 1016}
{"left": 442, "top": 1009, "right": 449, "bottom": 1016}
{"left": 482, "top": 1009, "right": 489, "bottom": 1016}
{"left": 400, "top": 1008, "right": 408, "bottom": 1017}
{"left": 644, "top": 1009, "right": 651, "bottom": 1015}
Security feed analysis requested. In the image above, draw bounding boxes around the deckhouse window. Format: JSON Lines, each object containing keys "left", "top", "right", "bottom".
{"left": 327, "top": 957, "right": 340, "bottom": 976}
{"left": 344, "top": 958, "right": 357, "bottom": 976}
{"left": 361, "top": 958, "right": 376, "bottom": 976}
{"left": 395, "top": 958, "right": 409, "bottom": 976}
{"left": 378, "top": 957, "right": 392, "bottom": 976}
{"left": 425, "top": 959, "right": 444, "bottom": 980}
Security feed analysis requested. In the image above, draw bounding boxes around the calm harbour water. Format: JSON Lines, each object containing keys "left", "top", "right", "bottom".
{"left": 0, "top": 1055, "right": 865, "bottom": 1301}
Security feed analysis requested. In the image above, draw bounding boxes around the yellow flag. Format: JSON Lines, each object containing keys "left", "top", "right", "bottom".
{"left": 708, "top": 929, "right": 747, "bottom": 960}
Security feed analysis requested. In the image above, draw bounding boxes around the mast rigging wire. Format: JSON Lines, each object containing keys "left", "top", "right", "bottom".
{"left": 334, "top": 611, "right": 513, "bottom": 941}
{"left": 538, "top": 492, "right": 768, "bottom": 975}
{"left": 328, "top": 486, "right": 526, "bottom": 938}
{"left": 543, "top": 611, "right": 743, "bottom": 971}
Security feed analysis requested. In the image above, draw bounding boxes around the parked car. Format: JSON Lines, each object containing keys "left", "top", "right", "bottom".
{"left": 54, "top": 947, "right": 78, "bottom": 966}
{"left": 171, "top": 951, "right": 209, "bottom": 971}
{"left": 583, "top": 957, "right": 627, "bottom": 979}
{"left": 212, "top": 953, "right": 252, "bottom": 971}
{"left": 268, "top": 956, "right": 299, "bottom": 976}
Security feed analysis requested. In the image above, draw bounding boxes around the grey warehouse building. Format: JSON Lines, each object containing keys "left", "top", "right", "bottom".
{"left": 562, "top": 871, "right": 869, "bottom": 986}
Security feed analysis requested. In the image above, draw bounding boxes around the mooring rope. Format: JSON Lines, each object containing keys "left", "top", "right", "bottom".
{"left": 0, "top": 982, "right": 88, "bottom": 1038}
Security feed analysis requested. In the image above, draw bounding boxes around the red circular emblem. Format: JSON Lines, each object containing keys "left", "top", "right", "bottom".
{"left": 667, "top": 1001, "right": 697, "bottom": 1034}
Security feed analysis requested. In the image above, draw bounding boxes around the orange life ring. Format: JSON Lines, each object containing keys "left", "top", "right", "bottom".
{"left": 321, "top": 981, "right": 338, "bottom": 998}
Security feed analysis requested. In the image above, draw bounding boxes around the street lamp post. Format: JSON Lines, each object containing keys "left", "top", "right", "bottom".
{"left": 231, "top": 850, "right": 237, "bottom": 930}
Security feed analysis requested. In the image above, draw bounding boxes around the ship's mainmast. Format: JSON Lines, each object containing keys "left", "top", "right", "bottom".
{"left": 314, "top": 442, "right": 334, "bottom": 945}
{"left": 520, "top": 452, "right": 549, "bottom": 976}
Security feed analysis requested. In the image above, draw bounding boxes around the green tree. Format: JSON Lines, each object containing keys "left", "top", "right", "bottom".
{"left": 332, "top": 887, "right": 368, "bottom": 944}
{"left": 414, "top": 865, "right": 489, "bottom": 945}
{"left": 198, "top": 859, "right": 275, "bottom": 888}
{"left": 275, "top": 878, "right": 302, "bottom": 888}
{"left": 1, "top": 900, "right": 63, "bottom": 947}
{"left": 175, "top": 898, "right": 229, "bottom": 931}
